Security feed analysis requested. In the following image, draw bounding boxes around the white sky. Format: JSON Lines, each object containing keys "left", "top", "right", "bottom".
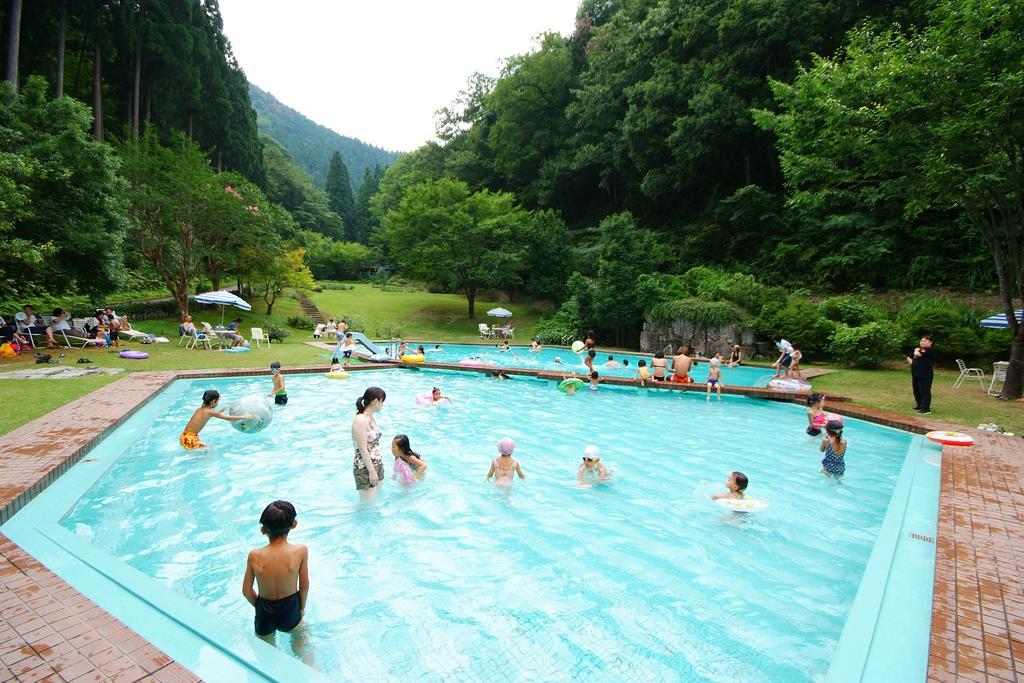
{"left": 218, "top": 0, "right": 581, "bottom": 152}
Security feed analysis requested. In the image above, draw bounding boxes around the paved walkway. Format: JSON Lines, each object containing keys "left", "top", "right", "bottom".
{"left": 0, "top": 364, "right": 1020, "bottom": 682}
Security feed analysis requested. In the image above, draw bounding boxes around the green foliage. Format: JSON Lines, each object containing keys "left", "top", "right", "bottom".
{"left": 896, "top": 295, "right": 982, "bottom": 361}
{"left": 534, "top": 301, "right": 584, "bottom": 343}
{"left": 306, "top": 239, "right": 372, "bottom": 281}
{"left": 329, "top": 313, "right": 367, "bottom": 333}
{"left": 325, "top": 151, "right": 355, "bottom": 238}
{"left": 318, "top": 281, "right": 355, "bottom": 291}
{"left": 678, "top": 267, "right": 774, "bottom": 313}
{"left": 373, "top": 323, "right": 404, "bottom": 339}
{"left": 262, "top": 136, "right": 344, "bottom": 239}
{"left": 827, "top": 321, "right": 902, "bottom": 367}
{"left": 648, "top": 299, "right": 742, "bottom": 328}
{"left": 0, "top": 77, "right": 129, "bottom": 301}
{"left": 264, "top": 324, "right": 290, "bottom": 343}
{"left": 818, "top": 296, "right": 888, "bottom": 327}
{"left": 249, "top": 84, "right": 398, "bottom": 190}
{"left": 754, "top": 298, "right": 834, "bottom": 356}
{"left": 379, "top": 178, "right": 531, "bottom": 317}
{"left": 286, "top": 315, "right": 315, "bottom": 329}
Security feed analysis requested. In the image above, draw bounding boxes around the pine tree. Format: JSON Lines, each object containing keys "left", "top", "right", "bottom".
{"left": 325, "top": 150, "right": 356, "bottom": 240}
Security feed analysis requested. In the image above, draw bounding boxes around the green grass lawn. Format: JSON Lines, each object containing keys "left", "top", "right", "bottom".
{"left": 1, "top": 286, "right": 1019, "bottom": 438}
{"left": 308, "top": 284, "right": 545, "bottom": 342}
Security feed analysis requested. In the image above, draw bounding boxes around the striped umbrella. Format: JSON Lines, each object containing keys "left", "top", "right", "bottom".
{"left": 194, "top": 290, "right": 251, "bottom": 325}
{"left": 979, "top": 310, "right": 1023, "bottom": 329}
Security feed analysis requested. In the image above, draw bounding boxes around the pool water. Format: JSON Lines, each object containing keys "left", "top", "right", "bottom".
{"left": 404, "top": 343, "right": 776, "bottom": 386}
{"left": 62, "top": 370, "right": 913, "bottom": 682}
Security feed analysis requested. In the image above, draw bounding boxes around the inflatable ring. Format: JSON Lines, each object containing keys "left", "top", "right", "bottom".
{"left": 825, "top": 413, "right": 844, "bottom": 424}
{"left": 559, "top": 378, "right": 585, "bottom": 394}
{"left": 325, "top": 372, "right": 349, "bottom": 379}
{"left": 223, "top": 346, "right": 250, "bottom": 353}
{"left": 925, "top": 430, "right": 974, "bottom": 447}
{"left": 459, "top": 358, "right": 484, "bottom": 366}
{"left": 119, "top": 350, "right": 149, "bottom": 359}
{"left": 416, "top": 393, "right": 435, "bottom": 406}
{"left": 401, "top": 354, "right": 425, "bottom": 363}
{"left": 715, "top": 497, "right": 769, "bottom": 512}
{"left": 571, "top": 340, "right": 585, "bottom": 353}
{"left": 767, "top": 378, "right": 812, "bottom": 392}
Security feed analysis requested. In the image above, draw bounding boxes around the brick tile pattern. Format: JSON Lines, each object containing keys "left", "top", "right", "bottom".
{"left": 0, "top": 534, "right": 198, "bottom": 682}
{"left": 927, "top": 432, "right": 1024, "bottom": 683}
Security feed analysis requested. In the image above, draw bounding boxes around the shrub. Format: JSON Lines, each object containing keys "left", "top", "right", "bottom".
{"left": 896, "top": 295, "right": 981, "bottom": 362}
{"left": 373, "top": 323, "right": 403, "bottom": 339}
{"left": 331, "top": 313, "right": 366, "bottom": 333}
{"left": 678, "top": 267, "right": 773, "bottom": 313}
{"left": 818, "top": 295, "right": 888, "bottom": 326}
{"left": 648, "top": 299, "right": 741, "bottom": 327}
{"left": 265, "top": 324, "right": 290, "bottom": 343}
{"left": 319, "top": 281, "right": 355, "bottom": 291}
{"left": 535, "top": 302, "right": 584, "bottom": 343}
{"left": 754, "top": 298, "right": 834, "bottom": 356}
{"left": 286, "top": 315, "right": 315, "bottom": 329}
{"left": 827, "top": 321, "right": 903, "bottom": 367}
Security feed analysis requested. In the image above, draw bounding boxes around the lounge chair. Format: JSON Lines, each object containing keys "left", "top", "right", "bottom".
{"left": 251, "top": 327, "right": 270, "bottom": 348}
{"left": 952, "top": 359, "right": 985, "bottom": 389}
{"left": 186, "top": 327, "right": 212, "bottom": 350}
{"left": 988, "top": 361, "right": 1008, "bottom": 396}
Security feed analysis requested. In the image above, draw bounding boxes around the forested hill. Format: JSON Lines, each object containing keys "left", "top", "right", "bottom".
{"left": 250, "top": 84, "right": 400, "bottom": 190}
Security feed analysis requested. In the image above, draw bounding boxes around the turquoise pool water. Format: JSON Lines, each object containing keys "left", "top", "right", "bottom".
{"left": 402, "top": 343, "right": 776, "bottom": 385}
{"left": 53, "top": 369, "right": 924, "bottom": 681}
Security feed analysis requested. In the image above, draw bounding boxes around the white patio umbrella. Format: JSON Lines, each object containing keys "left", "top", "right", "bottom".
{"left": 487, "top": 307, "right": 513, "bottom": 318}
{"left": 194, "top": 290, "right": 252, "bottom": 325}
{"left": 979, "top": 310, "right": 1023, "bottom": 329}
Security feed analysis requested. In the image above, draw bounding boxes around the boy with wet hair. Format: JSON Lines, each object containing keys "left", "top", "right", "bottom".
{"left": 268, "top": 362, "right": 287, "bottom": 405}
{"left": 242, "top": 500, "right": 310, "bottom": 641}
{"left": 179, "top": 389, "right": 249, "bottom": 449}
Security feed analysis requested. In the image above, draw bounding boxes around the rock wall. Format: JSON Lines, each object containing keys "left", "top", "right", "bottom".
{"left": 640, "top": 317, "right": 757, "bottom": 358}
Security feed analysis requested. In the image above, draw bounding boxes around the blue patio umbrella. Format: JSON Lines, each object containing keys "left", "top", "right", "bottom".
{"left": 979, "top": 310, "right": 1023, "bottom": 329}
{"left": 194, "top": 290, "right": 251, "bottom": 325}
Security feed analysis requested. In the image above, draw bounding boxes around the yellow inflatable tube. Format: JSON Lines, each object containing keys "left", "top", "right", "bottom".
{"left": 401, "top": 354, "right": 426, "bottom": 363}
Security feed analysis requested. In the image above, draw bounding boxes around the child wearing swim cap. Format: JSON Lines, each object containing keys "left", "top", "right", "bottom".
{"left": 706, "top": 357, "right": 723, "bottom": 400}
{"left": 268, "top": 362, "right": 287, "bottom": 405}
{"left": 712, "top": 471, "right": 748, "bottom": 500}
{"left": 486, "top": 438, "right": 524, "bottom": 487}
{"left": 577, "top": 445, "right": 610, "bottom": 486}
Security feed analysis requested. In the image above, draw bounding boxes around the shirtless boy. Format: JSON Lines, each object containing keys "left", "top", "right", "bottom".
{"left": 242, "top": 501, "right": 310, "bottom": 641}
{"left": 268, "top": 362, "right": 287, "bottom": 405}
{"left": 179, "top": 389, "right": 250, "bottom": 449}
{"left": 486, "top": 438, "right": 525, "bottom": 487}
{"left": 670, "top": 346, "right": 697, "bottom": 383}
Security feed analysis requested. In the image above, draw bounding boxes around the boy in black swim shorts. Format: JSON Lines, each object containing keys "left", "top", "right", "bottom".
{"left": 242, "top": 501, "right": 310, "bottom": 643}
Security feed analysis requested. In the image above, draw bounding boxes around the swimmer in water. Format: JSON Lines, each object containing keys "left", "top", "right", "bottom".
{"left": 711, "top": 471, "right": 748, "bottom": 500}
{"left": 589, "top": 370, "right": 600, "bottom": 391}
{"left": 487, "top": 437, "right": 524, "bottom": 486}
{"left": 429, "top": 386, "right": 453, "bottom": 404}
{"left": 577, "top": 445, "right": 610, "bottom": 487}
{"left": 179, "top": 389, "right": 250, "bottom": 449}
{"left": 392, "top": 434, "right": 428, "bottom": 485}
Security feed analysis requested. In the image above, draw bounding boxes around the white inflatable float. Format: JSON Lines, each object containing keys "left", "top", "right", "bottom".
{"left": 767, "top": 378, "right": 813, "bottom": 392}
{"left": 229, "top": 395, "right": 274, "bottom": 433}
{"left": 715, "top": 497, "right": 769, "bottom": 512}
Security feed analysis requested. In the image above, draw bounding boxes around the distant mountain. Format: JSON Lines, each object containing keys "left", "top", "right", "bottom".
{"left": 249, "top": 84, "right": 401, "bottom": 191}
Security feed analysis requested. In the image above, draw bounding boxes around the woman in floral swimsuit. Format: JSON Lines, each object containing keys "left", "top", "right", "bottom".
{"left": 352, "top": 386, "right": 387, "bottom": 501}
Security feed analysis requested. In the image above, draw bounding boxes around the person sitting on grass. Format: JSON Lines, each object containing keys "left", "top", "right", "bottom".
{"left": 241, "top": 500, "right": 310, "bottom": 654}
{"left": 226, "top": 318, "right": 246, "bottom": 347}
{"left": 180, "top": 389, "right": 250, "bottom": 449}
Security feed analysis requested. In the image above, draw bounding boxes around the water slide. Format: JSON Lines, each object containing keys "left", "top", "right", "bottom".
{"left": 347, "top": 332, "right": 392, "bottom": 361}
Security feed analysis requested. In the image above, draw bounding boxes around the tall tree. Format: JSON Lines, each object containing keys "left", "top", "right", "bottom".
{"left": 352, "top": 164, "right": 383, "bottom": 244}
{"left": 380, "top": 178, "right": 527, "bottom": 318}
{"left": 55, "top": 0, "right": 66, "bottom": 97}
{"left": 757, "top": 0, "right": 1024, "bottom": 397}
{"left": 325, "top": 150, "right": 355, "bottom": 238}
{"left": 5, "top": 0, "right": 22, "bottom": 90}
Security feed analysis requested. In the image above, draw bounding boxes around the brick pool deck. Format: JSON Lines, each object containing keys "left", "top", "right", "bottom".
{"left": 0, "top": 365, "right": 1020, "bottom": 681}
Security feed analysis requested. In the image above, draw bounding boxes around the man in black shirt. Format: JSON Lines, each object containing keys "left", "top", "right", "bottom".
{"left": 906, "top": 335, "right": 936, "bottom": 414}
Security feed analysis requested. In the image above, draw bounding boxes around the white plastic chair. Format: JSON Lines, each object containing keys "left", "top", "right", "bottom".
{"left": 952, "top": 359, "right": 985, "bottom": 389}
{"left": 186, "top": 327, "right": 211, "bottom": 350}
{"left": 251, "top": 327, "right": 270, "bottom": 348}
{"left": 478, "top": 323, "right": 490, "bottom": 339}
{"left": 988, "top": 361, "right": 1009, "bottom": 395}
{"left": 13, "top": 312, "right": 39, "bottom": 348}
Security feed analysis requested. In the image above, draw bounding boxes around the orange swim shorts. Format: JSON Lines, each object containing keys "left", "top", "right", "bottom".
{"left": 179, "top": 431, "right": 206, "bottom": 449}
{"left": 670, "top": 374, "right": 694, "bottom": 384}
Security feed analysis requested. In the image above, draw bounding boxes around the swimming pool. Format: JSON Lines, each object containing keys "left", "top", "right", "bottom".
{"left": 2, "top": 369, "right": 939, "bottom": 681}
{"left": 404, "top": 343, "right": 776, "bottom": 386}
